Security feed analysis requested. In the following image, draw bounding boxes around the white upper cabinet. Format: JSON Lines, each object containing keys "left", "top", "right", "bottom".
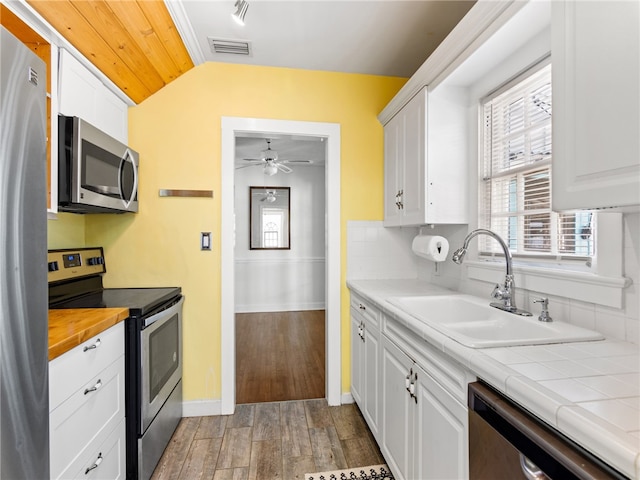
{"left": 383, "top": 86, "right": 468, "bottom": 227}
{"left": 552, "top": 0, "right": 640, "bottom": 211}
{"left": 58, "top": 49, "right": 128, "bottom": 144}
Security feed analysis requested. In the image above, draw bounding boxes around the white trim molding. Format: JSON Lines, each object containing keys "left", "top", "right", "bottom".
{"left": 163, "top": 0, "right": 206, "bottom": 65}
{"left": 182, "top": 399, "right": 221, "bottom": 418}
{"left": 463, "top": 213, "right": 631, "bottom": 309}
{"left": 221, "top": 117, "right": 341, "bottom": 415}
{"left": 466, "top": 262, "right": 631, "bottom": 309}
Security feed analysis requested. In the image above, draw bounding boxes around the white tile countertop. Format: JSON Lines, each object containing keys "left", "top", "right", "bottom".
{"left": 347, "top": 278, "right": 640, "bottom": 479}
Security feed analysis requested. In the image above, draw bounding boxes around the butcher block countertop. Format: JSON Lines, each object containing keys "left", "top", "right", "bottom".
{"left": 48, "top": 308, "right": 129, "bottom": 361}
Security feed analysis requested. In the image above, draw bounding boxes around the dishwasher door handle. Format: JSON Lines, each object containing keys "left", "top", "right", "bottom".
{"left": 520, "top": 454, "right": 548, "bottom": 480}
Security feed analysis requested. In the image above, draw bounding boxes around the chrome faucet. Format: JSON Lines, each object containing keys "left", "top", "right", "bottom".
{"left": 452, "top": 229, "right": 532, "bottom": 316}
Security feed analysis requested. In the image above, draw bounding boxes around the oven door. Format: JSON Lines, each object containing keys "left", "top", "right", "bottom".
{"left": 140, "top": 296, "right": 183, "bottom": 435}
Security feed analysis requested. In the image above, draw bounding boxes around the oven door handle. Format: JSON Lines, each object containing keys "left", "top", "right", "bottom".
{"left": 143, "top": 296, "right": 184, "bottom": 329}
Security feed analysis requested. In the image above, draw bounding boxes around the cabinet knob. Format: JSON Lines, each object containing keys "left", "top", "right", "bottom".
{"left": 358, "top": 304, "right": 366, "bottom": 310}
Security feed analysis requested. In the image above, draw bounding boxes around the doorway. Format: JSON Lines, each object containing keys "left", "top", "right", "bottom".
{"left": 221, "top": 117, "right": 341, "bottom": 414}
{"left": 233, "top": 133, "right": 326, "bottom": 404}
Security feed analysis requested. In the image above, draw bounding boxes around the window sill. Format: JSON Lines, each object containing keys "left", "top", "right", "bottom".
{"left": 465, "top": 259, "right": 631, "bottom": 309}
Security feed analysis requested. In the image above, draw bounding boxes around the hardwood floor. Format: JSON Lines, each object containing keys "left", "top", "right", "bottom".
{"left": 236, "top": 311, "right": 325, "bottom": 404}
{"left": 150, "top": 400, "right": 385, "bottom": 480}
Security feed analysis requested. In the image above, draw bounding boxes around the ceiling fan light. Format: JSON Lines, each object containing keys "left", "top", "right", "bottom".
{"left": 266, "top": 195, "right": 276, "bottom": 203}
{"left": 231, "top": 0, "right": 249, "bottom": 26}
{"left": 264, "top": 164, "right": 278, "bottom": 176}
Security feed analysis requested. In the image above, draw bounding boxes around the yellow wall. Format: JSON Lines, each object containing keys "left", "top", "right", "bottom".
{"left": 47, "top": 213, "right": 86, "bottom": 249}
{"left": 83, "top": 62, "right": 406, "bottom": 401}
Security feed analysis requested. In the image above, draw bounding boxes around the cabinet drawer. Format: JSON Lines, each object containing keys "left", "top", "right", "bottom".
{"left": 382, "top": 313, "right": 474, "bottom": 404}
{"left": 62, "top": 417, "right": 126, "bottom": 480}
{"left": 50, "top": 322, "right": 124, "bottom": 409}
{"left": 350, "top": 292, "right": 379, "bottom": 328}
{"left": 50, "top": 356, "right": 125, "bottom": 479}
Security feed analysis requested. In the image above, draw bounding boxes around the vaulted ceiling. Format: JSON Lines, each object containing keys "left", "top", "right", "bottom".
{"left": 26, "top": 0, "right": 193, "bottom": 103}
{"left": 22, "top": 1, "right": 474, "bottom": 105}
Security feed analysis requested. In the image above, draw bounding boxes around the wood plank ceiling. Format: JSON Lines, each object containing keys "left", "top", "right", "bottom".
{"left": 26, "top": 0, "right": 194, "bottom": 104}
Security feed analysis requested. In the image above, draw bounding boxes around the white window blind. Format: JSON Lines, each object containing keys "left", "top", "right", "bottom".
{"left": 480, "top": 63, "right": 594, "bottom": 260}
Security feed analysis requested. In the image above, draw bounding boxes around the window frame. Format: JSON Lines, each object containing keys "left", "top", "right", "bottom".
{"left": 464, "top": 59, "right": 628, "bottom": 308}
{"left": 479, "top": 59, "right": 594, "bottom": 264}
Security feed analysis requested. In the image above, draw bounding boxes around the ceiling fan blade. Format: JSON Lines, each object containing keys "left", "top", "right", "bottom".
{"left": 281, "top": 159, "right": 314, "bottom": 165}
{"left": 276, "top": 163, "right": 293, "bottom": 173}
{"left": 240, "top": 158, "right": 263, "bottom": 163}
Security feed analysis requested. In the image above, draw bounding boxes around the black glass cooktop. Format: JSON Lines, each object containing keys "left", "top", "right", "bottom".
{"left": 49, "top": 287, "right": 181, "bottom": 317}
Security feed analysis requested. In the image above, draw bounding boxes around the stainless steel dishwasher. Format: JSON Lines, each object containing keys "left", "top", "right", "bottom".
{"left": 468, "top": 382, "right": 627, "bottom": 479}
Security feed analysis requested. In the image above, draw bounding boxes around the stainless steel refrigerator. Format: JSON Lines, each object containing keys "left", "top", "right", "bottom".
{"left": 0, "top": 26, "right": 49, "bottom": 479}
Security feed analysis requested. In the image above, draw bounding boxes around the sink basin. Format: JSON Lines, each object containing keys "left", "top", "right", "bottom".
{"left": 386, "top": 295, "right": 604, "bottom": 348}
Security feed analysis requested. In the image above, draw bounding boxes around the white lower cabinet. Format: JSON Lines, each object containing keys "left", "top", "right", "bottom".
{"left": 413, "top": 361, "right": 468, "bottom": 480}
{"left": 381, "top": 335, "right": 414, "bottom": 478}
{"left": 49, "top": 322, "right": 126, "bottom": 480}
{"left": 381, "top": 335, "right": 468, "bottom": 480}
{"left": 350, "top": 293, "right": 381, "bottom": 440}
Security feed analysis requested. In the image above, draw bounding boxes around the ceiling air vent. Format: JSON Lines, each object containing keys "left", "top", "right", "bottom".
{"left": 208, "top": 38, "right": 252, "bottom": 56}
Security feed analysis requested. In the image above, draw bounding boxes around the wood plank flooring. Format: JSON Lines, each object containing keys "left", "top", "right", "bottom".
{"left": 236, "top": 311, "right": 325, "bottom": 404}
{"left": 150, "top": 400, "right": 385, "bottom": 480}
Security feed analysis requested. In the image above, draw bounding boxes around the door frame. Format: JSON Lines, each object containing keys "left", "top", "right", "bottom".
{"left": 221, "top": 117, "right": 341, "bottom": 414}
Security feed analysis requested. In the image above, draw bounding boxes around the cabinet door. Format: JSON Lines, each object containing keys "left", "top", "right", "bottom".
{"left": 58, "top": 49, "right": 128, "bottom": 144}
{"left": 363, "top": 322, "right": 380, "bottom": 439}
{"left": 401, "top": 88, "right": 427, "bottom": 225}
{"left": 350, "top": 309, "right": 364, "bottom": 405}
{"left": 413, "top": 363, "right": 468, "bottom": 480}
{"left": 381, "top": 336, "right": 413, "bottom": 480}
{"left": 552, "top": 1, "right": 640, "bottom": 210}
{"left": 384, "top": 113, "right": 403, "bottom": 226}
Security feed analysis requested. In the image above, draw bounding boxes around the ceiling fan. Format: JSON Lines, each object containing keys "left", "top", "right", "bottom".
{"left": 236, "top": 139, "right": 313, "bottom": 175}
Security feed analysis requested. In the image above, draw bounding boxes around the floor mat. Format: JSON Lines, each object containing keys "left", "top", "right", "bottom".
{"left": 305, "top": 464, "right": 394, "bottom": 480}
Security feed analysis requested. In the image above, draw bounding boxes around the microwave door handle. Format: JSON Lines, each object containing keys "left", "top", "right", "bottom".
{"left": 119, "top": 149, "right": 138, "bottom": 208}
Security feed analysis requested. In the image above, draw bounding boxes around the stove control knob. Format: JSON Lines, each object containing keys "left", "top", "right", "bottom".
{"left": 48, "top": 261, "right": 59, "bottom": 272}
{"left": 88, "top": 256, "right": 104, "bottom": 266}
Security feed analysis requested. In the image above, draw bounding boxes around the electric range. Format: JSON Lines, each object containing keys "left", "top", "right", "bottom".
{"left": 48, "top": 247, "right": 183, "bottom": 480}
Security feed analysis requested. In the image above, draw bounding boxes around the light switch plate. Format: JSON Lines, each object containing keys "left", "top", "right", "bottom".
{"left": 201, "top": 232, "right": 211, "bottom": 250}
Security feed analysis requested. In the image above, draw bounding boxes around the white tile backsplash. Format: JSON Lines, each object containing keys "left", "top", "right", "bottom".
{"left": 348, "top": 214, "right": 640, "bottom": 343}
{"left": 347, "top": 221, "right": 418, "bottom": 280}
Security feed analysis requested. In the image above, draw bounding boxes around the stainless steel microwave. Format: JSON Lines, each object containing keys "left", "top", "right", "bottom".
{"left": 58, "top": 115, "right": 138, "bottom": 213}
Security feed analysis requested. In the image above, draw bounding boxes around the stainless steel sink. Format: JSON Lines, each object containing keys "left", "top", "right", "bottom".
{"left": 386, "top": 294, "right": 604, "bottom": 348}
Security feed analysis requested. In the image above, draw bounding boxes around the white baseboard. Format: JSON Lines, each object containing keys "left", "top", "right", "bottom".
{"left": 235, "top": 302, "right": 326, "bottom": 313}
{"left": 183, "top": 394, "right": 353, "bottom": 416}
{"left": 182, "top": 399, "right": 221, "bottom": 417}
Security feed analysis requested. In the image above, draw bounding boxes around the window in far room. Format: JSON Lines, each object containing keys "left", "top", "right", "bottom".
{"left": 479, "top": 60, "right": 595, "bottom": 269}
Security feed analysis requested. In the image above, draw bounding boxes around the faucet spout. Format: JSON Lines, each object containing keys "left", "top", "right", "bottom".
{"left": 458, "top": 228, "right": 513, "bottom": 275}
{"left": 452, "top": 229, "right": 531, "bottom": 316}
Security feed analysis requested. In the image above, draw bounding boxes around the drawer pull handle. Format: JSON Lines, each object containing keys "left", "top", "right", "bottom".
{"left": 84, "top": 379, "right": 102, "bottom": 395}
{"left": 358, "top": 304, "right": 366, "bottom": 310}
{"left": 85, "top": 453, "right": 103, "bottom": 475}
{"left": 83, "top": 339, "right": 101, "bottom": 352}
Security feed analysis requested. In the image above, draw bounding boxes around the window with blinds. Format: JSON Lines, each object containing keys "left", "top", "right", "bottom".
{"left": 480, "top": 62, "right": 594, "bottom": 260}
